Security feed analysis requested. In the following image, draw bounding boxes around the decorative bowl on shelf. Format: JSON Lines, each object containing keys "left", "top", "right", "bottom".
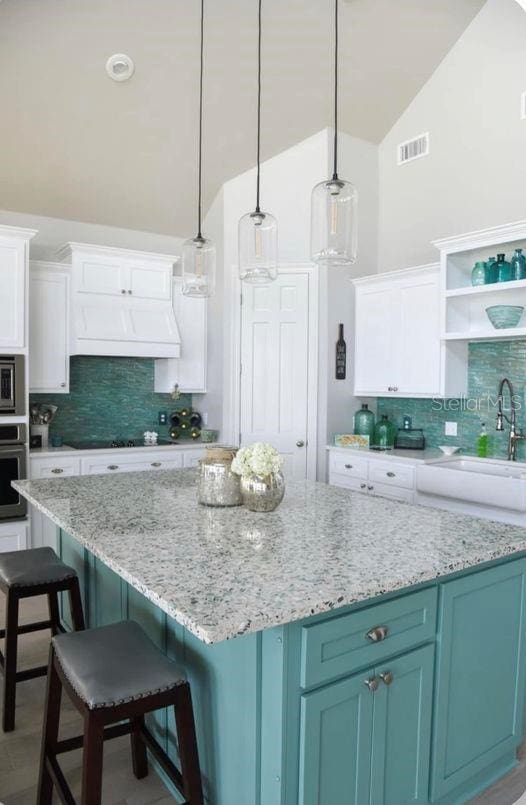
{"left": 485, "top": 305, "right": 524, "bottom": 329}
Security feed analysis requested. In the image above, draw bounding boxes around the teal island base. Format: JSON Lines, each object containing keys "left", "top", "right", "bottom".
{"left": 57, "top": 529, "right": 526, "bottom": 805}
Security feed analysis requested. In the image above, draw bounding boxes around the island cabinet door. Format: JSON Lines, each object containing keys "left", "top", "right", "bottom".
{"left": 430, "top": 559, "right": 526, "bottom": 802}
{"left": 370, "top": 644, "right": 434, "bottom": 805}
{"left": 299, "top": 673, "right": 374, "bottom": 805}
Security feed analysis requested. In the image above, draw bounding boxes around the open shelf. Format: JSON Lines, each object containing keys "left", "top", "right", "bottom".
{"left": 444, "top": 327, "right": 526, "bottom": 342}
{"left": 445, "top": 278, "right": 526, "bottom": 298}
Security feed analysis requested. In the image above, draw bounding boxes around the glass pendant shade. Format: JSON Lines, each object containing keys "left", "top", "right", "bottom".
{"left": 311, "top": 177, "right": 358, "bottom": 266}
{"left": 181, "top": 236, "right": 216, "bottom": 297}
{"left": 238, "top": 210, "right": 278, "bottom": 284}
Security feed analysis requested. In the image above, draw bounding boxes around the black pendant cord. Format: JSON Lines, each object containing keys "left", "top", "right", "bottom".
{"left": 255, "top": 0, "right": 262, "bottom": 214}
{"left": 332, "top": 0, "right": 339, "bottom": 182}
{"left": 196, "top": 0, "right": 204, "bottom": 239}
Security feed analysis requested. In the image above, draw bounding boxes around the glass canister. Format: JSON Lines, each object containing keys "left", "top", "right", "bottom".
{"left": 373, "top": 415, "right": 396, "bottom": 449}
{"left": 471, "top": 261, "right": 488, "bottom": 286}
{"left": 197, "top": 446, "right": 243, "bottom": 507}
{"left": 511, "top": 248, "right": 526, "bottom": 280}
{"left": 353, "top": 403, "right": 375, "bottom": 439}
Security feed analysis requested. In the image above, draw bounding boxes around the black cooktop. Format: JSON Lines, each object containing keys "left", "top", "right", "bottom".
{"left": 66, "top": 439, "right": 176, "bottom": 450}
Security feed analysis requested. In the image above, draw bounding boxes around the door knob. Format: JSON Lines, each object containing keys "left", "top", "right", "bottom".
{"left": 364, "top": 677, "right": 379, "bottom": 692}
{"left": 296, "top": 440, "right": 305, "bottom": 447}
{"left": 379, "top": 671, "right": 393, "bottom": 686}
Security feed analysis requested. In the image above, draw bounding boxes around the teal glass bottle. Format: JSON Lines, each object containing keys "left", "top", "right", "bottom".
{"left": 353, "top": 403, "right": 375, "bottom": 439}
{"left": 471, "top": 261, "right": 488, "bottom": 286}
{"left": 373, "top": 415, "right": 396, "bottom": 449}
{"left": 486, "top": 257, "right": 497, "bottom": 284}
{"left": 494, "top": 253, "right": 512, "bottom": 283}
{"left": 511, "top": 248, "right": 526, "bottom": 280}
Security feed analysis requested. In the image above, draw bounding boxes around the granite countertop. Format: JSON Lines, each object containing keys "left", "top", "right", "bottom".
{"left": 13, "top": 470, "right": 526, "bottom": 644}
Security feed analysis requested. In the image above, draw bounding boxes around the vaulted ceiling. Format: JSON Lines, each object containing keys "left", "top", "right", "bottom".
{"left": 0, "top": 0, "right": 485, "bottom": 236}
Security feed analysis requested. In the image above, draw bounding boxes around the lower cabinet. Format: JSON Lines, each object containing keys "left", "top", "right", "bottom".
{"left": 430, "top": 559, "right": 526, "bottom": 801}
{"left": 299, "top": 644, "right": 434, "bottom": 805}
{"left": 0, "top": 520, "right": 28, "bottom": 552}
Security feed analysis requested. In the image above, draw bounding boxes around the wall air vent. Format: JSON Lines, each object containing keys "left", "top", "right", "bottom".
{"left": 397, "top": 132, "right": 430, "bottom": 165}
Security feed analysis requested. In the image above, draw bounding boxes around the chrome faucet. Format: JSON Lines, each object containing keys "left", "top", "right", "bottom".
{"left": 496, "top": 377, "right": 526, "bottom": 461}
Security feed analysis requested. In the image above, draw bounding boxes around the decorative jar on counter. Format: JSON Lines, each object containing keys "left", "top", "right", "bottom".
{"left": 353, "top": 403, "right": 375, "bottom": 439}
{"left": 197, "top": 447, "right": 243, "bottom": 507}
{"left": 373, "top": 415, "right": 396, "bottom": 449}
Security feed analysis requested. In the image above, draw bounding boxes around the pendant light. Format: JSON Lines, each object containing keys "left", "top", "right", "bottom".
{"left": 311, "top": 0, "right": 357, "bottom": 267}
{"left": 238, "top": 0, "right": 278, "bottom": 285}
{"left": 182, "top": 0, "right": 216, "bottom": 297}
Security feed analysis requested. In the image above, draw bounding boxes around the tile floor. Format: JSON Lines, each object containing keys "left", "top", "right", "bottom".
{"left": 1, "top": 594, "right": 525, "bottom": 804}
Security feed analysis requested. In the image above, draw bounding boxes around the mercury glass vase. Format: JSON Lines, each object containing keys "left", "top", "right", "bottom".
{"left": 240, "top": 471, "right": 285, "bottom": 512}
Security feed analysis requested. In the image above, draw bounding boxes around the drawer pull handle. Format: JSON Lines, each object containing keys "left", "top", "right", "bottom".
{"left": 51, "top": 468, "right": 64, "bottom": 474}
{"left": 366, "top": 625, "right": 389, "bottom": 643}
{"left": 344, "top": 464, "right": 353, "bottom": 469}
{"left": 151, "top": 462, "right": 162, "bottom": 467}
{"left": 364, "top": 677, "right": 379, "bottom": 692}
{"left": 107, "top": 464, "right": 119, "bottom": 470}
{"left": 360, "top": 483, "right": 367, "bottom": 489}
{"left": 386, "top": 471, "right": 396, "bottom": 478}
{"left": 379, "top": 671, "right": 393, "bottom": 686}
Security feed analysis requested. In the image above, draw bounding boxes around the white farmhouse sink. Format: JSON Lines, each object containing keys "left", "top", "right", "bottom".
{"left": 416, "top": 459, "right": 526, "bottom": 512}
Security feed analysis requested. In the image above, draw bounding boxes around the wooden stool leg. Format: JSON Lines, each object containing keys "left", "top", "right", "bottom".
{"left": 37, "top": 650, "right": 62, "bottom": 805}
{"left": 2, "top": 589, "right": 19, "bottom": 732}
{"left": 68, "top": 578, "right": 85, "bottom": 631}
{"left": 130, "top": 715, "right": 148, "bottom": 779}
{"left": 81, "top": 713, "right": 104, "bottom": 805}
{"left": 47, "top": 591, "right": 61, "bottom": 636}
{"left": 174, "top": 683, "right": 203, "bottom": 805}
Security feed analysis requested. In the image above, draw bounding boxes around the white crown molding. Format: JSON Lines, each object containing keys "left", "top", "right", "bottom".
{"left": 432, "top": 221, "right": 526, "bottom": 255}
{"left": 29, "top": 259, "right": 70, "bottom": 272}
{"left": 55, "top": 241, "right": 178, "bottom": 265}
{"left": 0, "top": 225, "right": 38, "bottom": 241}
{"left": 351, "top": 262, "right": 439, "bottom": 286}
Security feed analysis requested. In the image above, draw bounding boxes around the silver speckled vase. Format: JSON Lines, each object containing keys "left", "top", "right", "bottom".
{"left": 240, "top": 471, "right": 285, "bottom": 512}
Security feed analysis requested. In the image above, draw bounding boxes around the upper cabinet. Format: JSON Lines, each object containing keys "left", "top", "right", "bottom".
{"left": 435, "top": 220, "right": 526, "bottom": 342}
{"left": 0, "top": 225, "right": 36, "bottom": 351}
{"left": 353, "top": 264, "right": 467, "bottom": 398}
{"left": 56, "top": 243, "right": 180, "bottom": 358}
{"left": 154, "top": 277, "right": 207, "bottom": 394}
{"left": 29, "top": 262, "right": 69, "bottom": 393}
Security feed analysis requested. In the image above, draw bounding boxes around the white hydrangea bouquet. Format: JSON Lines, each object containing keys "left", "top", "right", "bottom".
{"left": 231, "top": 442, "right": 283, "bottom": 478}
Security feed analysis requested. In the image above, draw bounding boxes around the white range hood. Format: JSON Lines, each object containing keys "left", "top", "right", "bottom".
{"left": 56, "top": 242, "right": 181, "bottom": 359}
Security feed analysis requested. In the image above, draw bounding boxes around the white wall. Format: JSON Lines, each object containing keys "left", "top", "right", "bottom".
{"left": 204, "top": 128, "right": 378, "bottom": 477}
{"left": 0, "top": 208, "right": 185, "bottom": 260}
{"left": 378, "top": 0, "right": 526, "bottom": 271}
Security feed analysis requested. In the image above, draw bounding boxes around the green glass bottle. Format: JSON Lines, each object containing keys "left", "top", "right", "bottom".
{"left": 511, "top": 248, "right": 526, "bottom": 281}
{"left": 471, "top": 261, "right": 488, "bottom": 286}
{"left": 486, "top": 257, "right": 497, "bottom": 284}
{"left": 373, "top": 415, "right": 396, "bottom": 449}
{"left": 494, "top": 253, "right": 512, "bottom": 283}
{"left": 353, "top": 403, "right": 375, "bottom": 439}
{"left": 477, "top": 422, "right": 488, "bottom": 458}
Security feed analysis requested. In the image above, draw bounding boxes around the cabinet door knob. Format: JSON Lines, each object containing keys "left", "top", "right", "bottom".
{"left": 392, "top": 386, "right": 399, "bottom": 392}
{"left": 107, "top": 464, "right": 119, "bottom": 470}
{"left": 388, "top": 386, "right": 393, "bottom": 391}
{"left": 386, "top": 471, "right": 396, "bottom": 478}
{"left": 379, "top": 671, "right": 393, "bottom": 686}
{"left": 344, "top": 463, "right": 353, "bottom": 469}
{"left": 360, "top": 483, "right": 367, "bottom": 489}
{"left": 367, "top": 484, "right": 374, "bottom": 491}
{"left": 60, "top": 382, "right": 66, "bottom": 388}
{"left": 366, "top": 625, "right": 389, "bottom": 643}
{"left": 128, "top": 289, "right": 132, "bottom": 294}
{"left": 151, "top": 462, "right": 162, "bottom": 467}
{"left": 364, "top": 677, "right": 379, "bottom": 692}
{"left": 51, "top": 468, "right": 64, "bottom": 474}
{"left": 121, "top": 289, "right": 126, "bottom": 294}
{"left": 296, "top": 440, "right": 305, "bottom": 447}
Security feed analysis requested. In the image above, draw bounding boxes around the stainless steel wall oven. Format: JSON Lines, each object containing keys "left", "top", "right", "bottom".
{"left": 0, "top": 424, "right": 27, "bottom": 520}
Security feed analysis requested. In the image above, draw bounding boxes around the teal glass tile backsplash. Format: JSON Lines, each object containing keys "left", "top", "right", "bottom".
{"left": 30, "top": 356, "right": 191, "bottom": 444}
{"left": 377, "top": 340, "right": 526, "bottom": 460}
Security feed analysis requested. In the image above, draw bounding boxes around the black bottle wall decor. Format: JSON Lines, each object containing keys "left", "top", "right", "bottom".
{"left": 335, "top": 323, "right": 346, "bottom": 380}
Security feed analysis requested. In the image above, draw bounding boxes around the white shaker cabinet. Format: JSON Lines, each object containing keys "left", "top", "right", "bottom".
{"left": 29, "top": 262, "right": 70, "bottom": 393}
{"left": 154, "top": 277, "right": 207, "bottom": 393}
{"left": 0, "top": 225, "right": 36, "bottom": 350}
{"left": 353, "top": 264, "right": 466, "bottom": 398}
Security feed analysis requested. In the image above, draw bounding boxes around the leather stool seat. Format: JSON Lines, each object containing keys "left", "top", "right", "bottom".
{"left": 53, "top": 620, "right": 184, "bottom": 710}
{"left": 0, "top": 547, "right": 77, "bottom": 589}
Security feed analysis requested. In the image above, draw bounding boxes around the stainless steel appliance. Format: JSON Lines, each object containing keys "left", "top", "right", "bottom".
{"left": 0, "top": 424, "right": 27, "bottom": 520}
{"left": 0, "top": 355, "right": 25, "bottom": 415}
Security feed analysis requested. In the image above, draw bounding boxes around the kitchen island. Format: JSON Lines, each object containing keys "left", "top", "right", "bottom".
{"left": 13, "top": 470, "right": 526, "bottom": 805}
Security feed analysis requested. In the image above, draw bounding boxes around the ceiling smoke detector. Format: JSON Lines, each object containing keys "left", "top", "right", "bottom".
{"left": 105, "top": 54, "right": 135, "bottom": 82}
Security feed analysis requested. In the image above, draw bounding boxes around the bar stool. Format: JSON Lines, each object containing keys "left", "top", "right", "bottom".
{"left": 0, "top": 546, "right": 85, "bottom": 732}
{"left": 37, "top": 619, "right": 203, "bottom": 805}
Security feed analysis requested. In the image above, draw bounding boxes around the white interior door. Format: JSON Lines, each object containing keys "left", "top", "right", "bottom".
{"left": 240, "top": 271, "right": 310, "bottom": 480}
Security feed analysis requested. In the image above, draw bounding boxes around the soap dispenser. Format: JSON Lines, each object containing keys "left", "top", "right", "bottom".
{"left": 477, "top": 423, "right": 488, "bottom": 458}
